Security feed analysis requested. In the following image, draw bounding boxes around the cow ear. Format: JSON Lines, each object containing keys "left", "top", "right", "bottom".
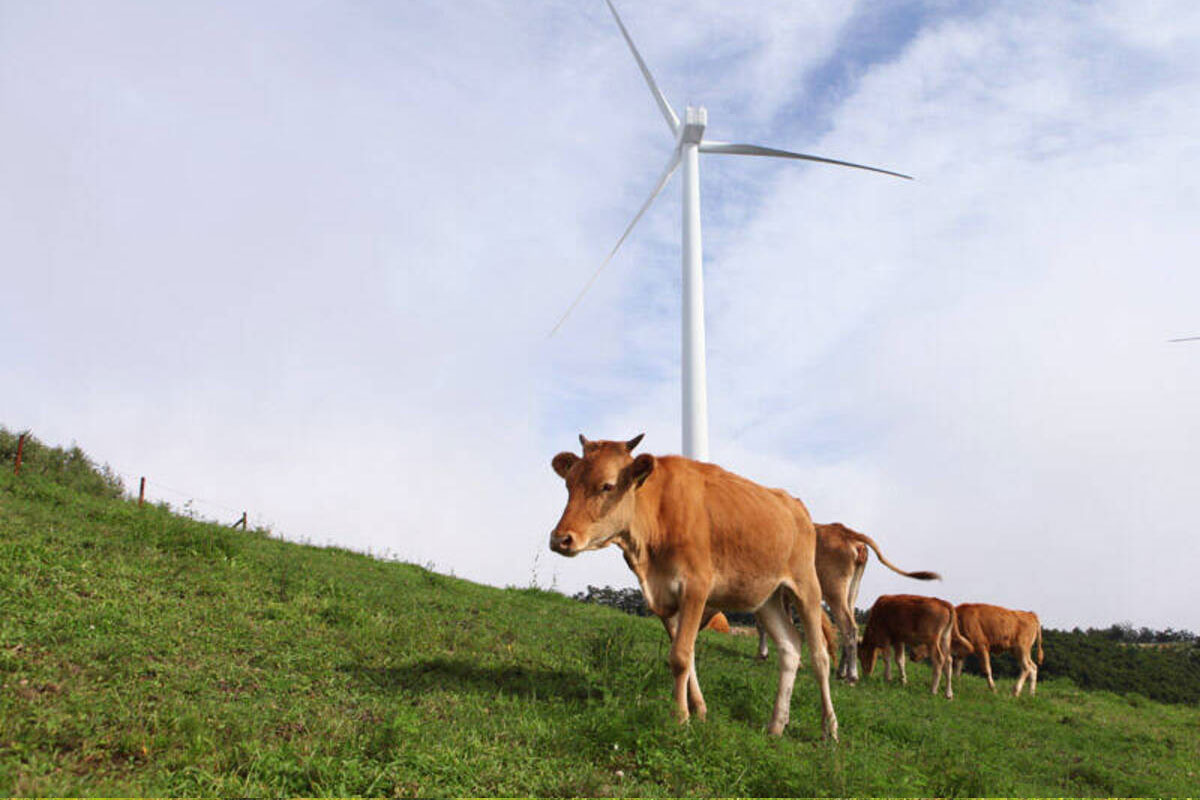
{"left": 625, "top": 433, "right": 645, "bottom": 453}
{"left": 623, "top": 453, "right": 655, "bottom": 489}
{"left": 552, "top": 451, "right": 579, "bottom": 479}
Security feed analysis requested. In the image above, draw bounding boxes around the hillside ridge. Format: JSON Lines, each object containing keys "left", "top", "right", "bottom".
{"left": 1, "top": 429, "right": 1196, "bottom": 796}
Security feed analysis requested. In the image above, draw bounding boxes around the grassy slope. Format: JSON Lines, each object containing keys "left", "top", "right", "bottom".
{"left": 1, "top": 471, "right": 1197, "bottom": 797}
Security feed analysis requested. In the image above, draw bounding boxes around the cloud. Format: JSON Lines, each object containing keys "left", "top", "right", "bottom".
{"left": 702, "top": 0, "right": 1200, "bottom": 629}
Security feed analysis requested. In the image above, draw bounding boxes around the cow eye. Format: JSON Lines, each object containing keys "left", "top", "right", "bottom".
{"left": 601, "top": 482, "right": 615, "bottom": 493}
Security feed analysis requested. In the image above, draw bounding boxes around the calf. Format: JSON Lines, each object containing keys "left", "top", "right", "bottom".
{"left": 858, "top": 594, "right": 964, "bottom": 698}
{"left": 757, "top": 522, "right": 940, "bottom": 682}
{"left": 951, "top": 603, "right": 1044, "bottom": 696}
{"left": 550, "top": 434, "right": 836, "bottom": 738}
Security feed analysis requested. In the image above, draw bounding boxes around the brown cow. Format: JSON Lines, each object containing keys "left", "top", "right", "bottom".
{"left": 857, "top": 594, "right": 967, "bottom": 698}
{"left": 949, "top": 603, "right": 1044, "bottom": 696}
{"left": 757, "top": 522, "right": 940, "bottom": 682}
{"left": 550, "top": 434, "right": 836, "bottom": 738}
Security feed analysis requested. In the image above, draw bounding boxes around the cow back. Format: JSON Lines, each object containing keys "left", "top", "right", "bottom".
{"left": 957, "top": 603, "right": 1023, "bottom": 648}
{"left": 863, "top": 594, "right": 955, "bottom": 647}
{"left": 639, "top": 457, "right": 816, "bottom": 610}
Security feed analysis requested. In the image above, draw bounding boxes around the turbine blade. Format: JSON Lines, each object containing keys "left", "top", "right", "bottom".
{"left": 604, "top": 0, "right": 679, "bottom": 135}
{"left": 1169, "top": 336, "right": 1200, "bottom": 342}
{"left": 699, "top": 140, "right": 912, "bottom": 180}
{"left": 549, "top": 149, "right": 681, "bottom": 337}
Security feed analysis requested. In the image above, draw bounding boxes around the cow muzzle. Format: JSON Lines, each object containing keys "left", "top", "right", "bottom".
{"left": 550, "top": 530, "right": 579, "bottom": 556}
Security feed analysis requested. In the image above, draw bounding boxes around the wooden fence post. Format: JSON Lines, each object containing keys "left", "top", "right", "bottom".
{"left": 13, "top": 433, "right": 26, "bottom": 475}
{"left": 231, "top": 511, "right": 247, "bottom": 530}
{"left": 138, "top": 477, "right": 146, "bottom": 507}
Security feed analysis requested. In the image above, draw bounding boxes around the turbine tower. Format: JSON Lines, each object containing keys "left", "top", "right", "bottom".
{"left": 553, "top": 0, "right": 911, "bottom": 461}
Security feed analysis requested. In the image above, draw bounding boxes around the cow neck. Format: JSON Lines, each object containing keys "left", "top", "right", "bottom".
{"left": 613, "top": 465, "right": 665, "bottom": 575}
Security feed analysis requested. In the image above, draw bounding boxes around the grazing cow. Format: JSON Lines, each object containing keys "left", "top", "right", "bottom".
{"left": 946, "top": 603, "right": 1044, "bottom": 696}
{"left": 550, "top": 434, "right": 836, "bottom": 738}
{"left": 756, "top": 522, "right": 940, "bottom": 682}
{"left": 858, "top": 594, "right": 967, "bottom": 698}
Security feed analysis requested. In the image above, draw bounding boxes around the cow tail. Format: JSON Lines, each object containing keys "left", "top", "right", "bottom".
{"left": 1036, "top": 620, "right": 1044, "bottom": 665}
{"left": 843, "top": 528, "right": 941, "bottom": 581}
{"left": 951, "top": 607, "right": 973, "bottom": 652}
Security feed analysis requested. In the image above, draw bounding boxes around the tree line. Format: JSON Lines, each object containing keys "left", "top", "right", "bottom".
{"left": 573, "top": 584, "right": 1200, "bottom": 705}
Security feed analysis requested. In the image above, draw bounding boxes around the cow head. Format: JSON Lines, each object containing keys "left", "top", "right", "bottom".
{"left": 549, "top": 433, "right": 654, "bottom": 557}
{"left": 857, "top": 643, "right": 880, "bottom": 677}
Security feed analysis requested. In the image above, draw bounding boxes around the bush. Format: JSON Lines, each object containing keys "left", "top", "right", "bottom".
{"left": 0, "top": 427, "right": 123, "bottom": 499}
{"left": 955, "top": 626, "right": 1200, "bottom": 705}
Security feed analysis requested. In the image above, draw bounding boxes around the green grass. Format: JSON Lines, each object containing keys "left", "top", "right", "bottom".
{"left": 1, "top": 469, "right": 1197, "bottom": 797}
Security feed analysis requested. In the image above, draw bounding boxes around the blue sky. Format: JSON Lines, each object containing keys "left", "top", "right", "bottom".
{"left": 3, "top": 0, "right": 1198, "bottom": 630}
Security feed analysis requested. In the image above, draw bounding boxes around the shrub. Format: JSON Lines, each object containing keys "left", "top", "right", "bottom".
{"left": 1, "top": 427, "right": 123, "bottom": 499}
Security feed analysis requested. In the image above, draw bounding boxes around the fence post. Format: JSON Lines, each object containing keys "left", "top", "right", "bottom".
{"left": 13, "top": 433, "right": 26, "bottom": 475}
{"left": 240, "top": 511, "right": 247, "bottom": 530}
{"left": 138, "top": 477, "right": 146, "bottom": 507}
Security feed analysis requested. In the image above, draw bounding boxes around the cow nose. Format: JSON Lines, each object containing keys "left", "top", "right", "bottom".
{"left": 550, "top": 530, "right": 576, "bottom": 554}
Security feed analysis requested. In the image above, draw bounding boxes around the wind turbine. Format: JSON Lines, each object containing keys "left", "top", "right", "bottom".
{"left": 552, "top": 0, "right": 911, "bottom": 461}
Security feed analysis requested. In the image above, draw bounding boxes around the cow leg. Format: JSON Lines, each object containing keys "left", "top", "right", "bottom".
{"left": 688, "top": 650, "right": 705, "bottom": 713}
{"left": 978, "top": 646, "right": 996, "bottom": 692}
{"left": 954, "top": 656, "right": 964, "bottom": 677}
{"left": 883, "top": 645, "right": 894, "bottom": 682}
{"left": 660, "top": 615, "right": 706, "bottom": 716}
{"left": 930, "top": 644, "right": 944, "bottom": 696}
{"left": 667, "top": 591, "right": 708, "bottom": 724}
{"left": 754, "top": 591, "right": 802, "bottom": 736}
{"left": 785, "top": 595, "right": 805, "bottom": 669}
{"left": 944, "top": 645, "right": 955, "bottom": 699}
{"left": 843, "top": 556, "right": 866, "bottom": 677}
{"left": 1028, "top": 647, "right": 1038, "bottom": 696}
{"left": 894, "top": 643, "right": 907, "bottom": 685}
{"left": 1013, "top": 646, "right": 1034, "bottom": 697}
{"left": 830, "top": 596, "right": 859, "bottom": 683}
{"left": 792, "top": 582, "right": 838, "bottom": 740}
{"left": 755, "top": 620, "right": 769, "bottom": 661}
{"left": 935, "top": 624, "right": 954, "bottom": 699}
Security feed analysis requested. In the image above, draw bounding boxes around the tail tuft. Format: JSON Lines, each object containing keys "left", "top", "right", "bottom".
{"left": 909, "top": 570, "right": 941, "bottom": 581}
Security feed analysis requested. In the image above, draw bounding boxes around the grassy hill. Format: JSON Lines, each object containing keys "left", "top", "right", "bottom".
{"left": 1, "top": 435, "right": 1197, "bottom": 796}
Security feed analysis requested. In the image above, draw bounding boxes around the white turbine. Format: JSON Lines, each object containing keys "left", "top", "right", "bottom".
{"left": 552, "top": 0, "right": 911, "bottom": 461}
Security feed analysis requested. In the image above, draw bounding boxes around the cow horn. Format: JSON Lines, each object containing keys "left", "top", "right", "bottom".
{"left": 579, "top": 434, "right": 594, "bottom": 452}
{"left": 625, "top": 433, "right": 645, "bottom": 452}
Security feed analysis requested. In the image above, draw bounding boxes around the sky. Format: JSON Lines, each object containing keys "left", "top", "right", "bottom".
{"left": 2, "top": 0, "right": 1198, "bottom": 631}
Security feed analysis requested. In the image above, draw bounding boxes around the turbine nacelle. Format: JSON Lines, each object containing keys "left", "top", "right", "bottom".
{"left": 679, "top": 106, "right": 707, "bottom": 145}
